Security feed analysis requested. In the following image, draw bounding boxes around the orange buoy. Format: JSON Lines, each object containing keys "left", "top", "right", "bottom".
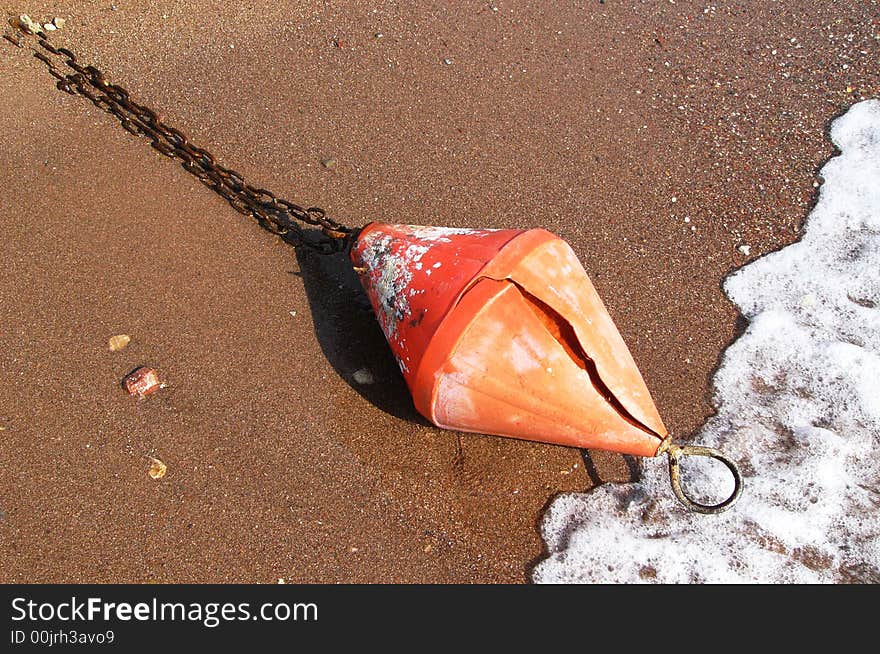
{"left": 352, "top": 223, "right": 743, "bottom": 512}
{"left": 10, "top": 28, "right": 741, "bottom": 514}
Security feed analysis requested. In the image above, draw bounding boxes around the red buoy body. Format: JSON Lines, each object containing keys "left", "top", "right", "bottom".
{"left": 351, "top": 223, "right": 667, "bottom": 457}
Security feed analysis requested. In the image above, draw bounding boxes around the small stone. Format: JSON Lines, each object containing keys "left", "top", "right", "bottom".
{"left": 123, "top": 366, "right": 165, "bottom": 397}
{"left": 277, "top": 578, "right": 286, "bottom": 584}
{"left": 375, "top": 32, "right": 384, "bottom": 39}
{"left": 147, "top": 457, "right": 167, "bottom": 480}
{"left": 43, "top": 23, "right": 57, "bottom": 31}
{"left": 350, "top": 546, "right": 359, "bottom": 553}
{"left": 108, "top": 334, "right": 131, "bottom": 351}
{"left": 289, "top": 310, "right": 297, "bottom": 317}
{"left": 671, "top": 196, "right": 677, "bottom": 203}
{"left": 423, "top": 543, "right": 433, "bottom": 553}
{"left": 738, "top": 244, "right": 751, "bottom": 256}
{"left": 52, "top": 17, "right": 66, "bottom": 29}
{"left": 353, "top": 368, "right": 375, "bottom": 385}
{"left": 443, "top": 58, "right": 453, "bottom": 65}
{"left": 320, "top": 158, "right": 336, "bottom": 169}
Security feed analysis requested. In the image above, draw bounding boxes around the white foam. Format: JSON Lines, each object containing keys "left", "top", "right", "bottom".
{"left": 533, "top": 100, "right": 880, "bottom": 584}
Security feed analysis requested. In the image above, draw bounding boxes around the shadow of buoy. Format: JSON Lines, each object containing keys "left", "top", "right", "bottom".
{"left": 291, "top": 238, "right": 429, "bottom": 426}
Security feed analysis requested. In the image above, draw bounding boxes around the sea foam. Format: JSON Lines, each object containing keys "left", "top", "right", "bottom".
{"left": 533, "top": 100, "right": 880, "bottom": 584}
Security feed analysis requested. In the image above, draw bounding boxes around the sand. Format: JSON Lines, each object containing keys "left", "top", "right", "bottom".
{"left": 0, "top": 1, "right": 877, "bottom": 583}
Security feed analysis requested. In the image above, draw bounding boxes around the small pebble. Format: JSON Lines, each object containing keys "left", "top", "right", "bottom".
{"left": 52, "top": 17, "right": 66, "bottom": 29}
{"left": 123, "top": 366, "right": 165, "bottom": 397}
{"left": 147, "top": 457, "right": 167, "bottom": 480}
{"left": 43, "top": 23, "right": 57, "bottom": 31}
{"left": 738, "top": 244, "right": 751, "bottom": 256}
{"left": 320, "top": 158, "right": 336, "bottom": 169}
{"left": 353, "top": 368, "right": 375, "bottom": 385}
{"left": 289, "top": 310, "right": 297, "bottom": 317}
{"left": 108, "top": 334, "right": 131, "bottom": 351}
{"left": 443, "top": 58, "right": 453, "bottom": 65}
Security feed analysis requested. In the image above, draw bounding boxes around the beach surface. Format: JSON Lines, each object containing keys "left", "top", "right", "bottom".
{"left": 1, "top": 1, "right": 877, "bottom": 582}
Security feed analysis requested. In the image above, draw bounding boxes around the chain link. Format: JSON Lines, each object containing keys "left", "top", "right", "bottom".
{"left": 12, "top": 27, "right": 353, "bottom": 254}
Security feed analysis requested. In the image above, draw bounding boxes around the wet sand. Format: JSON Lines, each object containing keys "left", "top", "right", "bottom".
{"left": 1, "top": 1, "right": 877, "bottom": 582}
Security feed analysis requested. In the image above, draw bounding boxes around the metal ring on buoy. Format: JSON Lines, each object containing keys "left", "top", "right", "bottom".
{"left": 664, "top": 442, "right": 743, "bottom": 514}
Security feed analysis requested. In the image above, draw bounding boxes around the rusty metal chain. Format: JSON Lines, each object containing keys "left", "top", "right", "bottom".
{"left": 9, "top": 25, "right": 353, "bottom": 254}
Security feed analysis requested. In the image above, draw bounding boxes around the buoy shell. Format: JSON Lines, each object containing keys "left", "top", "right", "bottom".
{"left": 351, "top": 223, "right": 667, "bottom": 457}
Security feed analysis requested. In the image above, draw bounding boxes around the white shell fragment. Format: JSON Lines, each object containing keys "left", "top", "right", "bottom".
{"left": 17, "top": 15, "right": 44, "bottom": 34}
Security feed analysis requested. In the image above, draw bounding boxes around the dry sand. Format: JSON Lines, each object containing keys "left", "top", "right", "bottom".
{"left": 1, "top": 1, "right": 877, "bottom": 583}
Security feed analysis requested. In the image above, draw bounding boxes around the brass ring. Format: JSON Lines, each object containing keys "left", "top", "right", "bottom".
{"left": 665, "top": 442, "right": 743, "bottom": 514}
